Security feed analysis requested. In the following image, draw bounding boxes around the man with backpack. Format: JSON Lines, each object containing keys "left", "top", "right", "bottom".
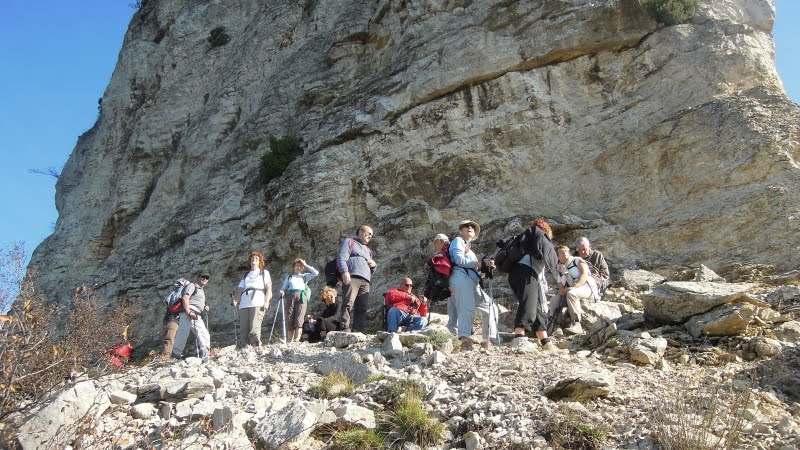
{"left": 171, "top": 270, "right": 212, "bottom": 360}
{"left": 336, "top": 225, "right": 377, "bottom": 332}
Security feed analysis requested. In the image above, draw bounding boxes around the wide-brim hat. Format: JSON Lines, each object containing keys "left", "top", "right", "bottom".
{"left": 198, "top": 270, "right": 211, "bottom": 279}
{"left": 457, "top": 220, "right": 480, "bottom": 237}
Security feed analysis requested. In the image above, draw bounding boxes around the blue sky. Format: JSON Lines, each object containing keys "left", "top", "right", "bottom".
{"left": 0, "top": 0, "right": 798, "bottom": 261}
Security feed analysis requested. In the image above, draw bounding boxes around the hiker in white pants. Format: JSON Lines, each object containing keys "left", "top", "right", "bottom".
{"left": 171, "top": 271, "right": 212, "bottom": 359}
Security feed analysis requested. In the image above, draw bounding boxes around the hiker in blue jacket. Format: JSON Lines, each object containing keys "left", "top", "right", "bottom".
{"left": 336, "top": 225, "right": 377, "bottom": 332}
{"left": 449, "top": 220, "right": 496, "bottom": 351}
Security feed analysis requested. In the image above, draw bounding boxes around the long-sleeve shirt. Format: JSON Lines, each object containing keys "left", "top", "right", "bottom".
{"left": 449, "top": 236, "right": 480, "bottom": 283}
{"left": 519, "top": 226, "right": 559, "bottom": 280}
{"left": 583, "top": 250, "right": 610, "bottom": 282}
{"left": 337, "top": 237, "right": 373, "bottom": 282}
{"left": 279, "top": 266, "right": 319, "bottom": 293}
{"left": 385, "top": 288, "right": 428, "bottom": 316}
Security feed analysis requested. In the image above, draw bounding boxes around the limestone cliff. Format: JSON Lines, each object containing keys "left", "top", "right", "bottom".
{"left": 30, "top": 0, "right": 799, "bottom": 340}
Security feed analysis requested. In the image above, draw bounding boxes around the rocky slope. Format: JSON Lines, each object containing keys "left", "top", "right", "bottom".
{"left": 12, "top": 269, "right": 800, "bottom": 449}
{"left": 29, "top": 0, "right": 799, "bottom": 343}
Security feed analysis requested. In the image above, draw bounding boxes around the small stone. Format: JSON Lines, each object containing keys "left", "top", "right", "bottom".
{"left": 109, "top": 390, "right": 137, "bottom": 405}
{"left": 130, "top": 403, "right": 157, "bottom": 419}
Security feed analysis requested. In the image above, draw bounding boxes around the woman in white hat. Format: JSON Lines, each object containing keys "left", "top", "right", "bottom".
{"left": 448, "top": 220, "right": 495, "bottom": 351}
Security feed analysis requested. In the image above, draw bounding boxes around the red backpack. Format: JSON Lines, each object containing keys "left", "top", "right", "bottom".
{"left": 430, "top": 248, "right": 453, "bottom": 277}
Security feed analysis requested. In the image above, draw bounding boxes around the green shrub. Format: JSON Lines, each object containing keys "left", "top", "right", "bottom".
{"left": 260, "top": 136, "right": 300, "bottom": 184}
{"left": 208, "top": 26, "right": 230, "bottom": 48}
{"left": 309, "top": 372, "right": 355, "bottom": 399}
{"left": 383, "top": 397, "right": 444, "bottom": 448}
{"left": 426, "top": 330, "right": 460, "bottom": 352}
{"left": 545, "top": 411, "right": 609, "bottom": 450}
{"left": 642, "top": 0, "right": 700, "bottom": 25}
{"left": 331, "top": 427, "right": 384, "bottom": 450}
{"left": 375, "top": 379, "right": 427, "bottom": 406}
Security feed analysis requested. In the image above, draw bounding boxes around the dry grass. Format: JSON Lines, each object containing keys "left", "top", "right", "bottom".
{"left": 0, "top": 244, "right": 140, "bottom": 444}
{"left": 309, "top": 372, "right": 356, "bottom": 399}
{"left": 652, "top": 375, "right": 752, "bottom": 450}
{"left": 545, "top": 410, "right": 608, "bottom": 450}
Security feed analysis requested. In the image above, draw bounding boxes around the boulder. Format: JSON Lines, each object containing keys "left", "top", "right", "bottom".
{"left": 543, "top": 369, "right": 616, "bottom": 402}
{"left": 161, "top": 377, "right": 216, "bottom": 400}
{"left": 582, "top": 301, "right": 623, "bottom": 329}
{"left": 316, "top": 351, "right": 374, "bottom": 384}
{"left": 643, "top": 281, "right": 757, "bottom": 324}
{"left": 753, "top": 337, "right": 783, "bottom": 358}
{"left": 616, "top": 313, "right": 646, "bottom": 331}
{"left": 619, "top": 270, "right": 665, "bottom": 292}
{"left": 685, "top": 303, "right": 757, "bottom": 338}
{"left": 246, "top": 398, "right": 317, "bottom": 449}
{"left": 334, "top": 404, "right": 377, "bottom": 429}
{"left": 109, "top": 390, "right": 138, "bottom": 405}
{"left": 212, "top": 406, "right": 234, "bottom": 431}
{"left": 381, "top": 333, "right": 404, "bottom": 356}
{"left": 17, "top": 381, "right": 111, "bottom": 449}
{"left": 773, "top": 321, "right": 800, "bottom": 344}
{"left": 693, "top": 264, "right": 725, "bottom": 282}
{"left": 130, "top": 403, "right": 157, "bottom": 419}
{"left": 325, "top": 331, "right": 370, "bottom": 349}
{"left": 630, "top": 346, "right": 660, "bottom": 366}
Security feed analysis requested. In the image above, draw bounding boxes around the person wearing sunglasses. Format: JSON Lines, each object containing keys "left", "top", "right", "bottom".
{"left": 171, "top": 270, "right": 212, "bottom": 360}
{"left": 385, "top": 277, "right": 428, "bottom": 333}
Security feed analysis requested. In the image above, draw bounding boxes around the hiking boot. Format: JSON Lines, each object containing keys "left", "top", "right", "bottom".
{"left": 460, "top": 339, "right": 474, "bottom": 352}
{"left": 542, "top": 342, "right": 556, "bottom": 352}
{"left": 480, "top": 341, "right": 492, "bottom": 351}
{"left": 565, "top": 322, "right": 584, "bottom": 335}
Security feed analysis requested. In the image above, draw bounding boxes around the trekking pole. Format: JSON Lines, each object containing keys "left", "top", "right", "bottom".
{"left": 231, "top": 294, "right": 239, "bottom": 348}
{"left": 280, "top": 294, "right": 288, "bottom": 345}
{"left": 487, "top": 267, "right": 501, "bottom": 345}
{"left": 205, "top": 312, "right": 211, "bottom": 352}
{"left": 269, "top": 294, "right": 284, "bottom": 345}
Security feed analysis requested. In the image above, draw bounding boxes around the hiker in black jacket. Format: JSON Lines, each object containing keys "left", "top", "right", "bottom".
{"left": 509, "top": 218, "right": 560, "bottom": 351}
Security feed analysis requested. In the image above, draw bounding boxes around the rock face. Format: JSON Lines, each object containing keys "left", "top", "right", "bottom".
{"left": 29, "top": 0, "right": 800, "bottom": 342}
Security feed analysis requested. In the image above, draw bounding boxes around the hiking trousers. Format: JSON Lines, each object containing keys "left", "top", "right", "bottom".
{"left": 171, "top": 312, "right": 210, "bottom": 359}
{"left": 238, "top": 305, "right": 265, "bottom": 347}
{"left": 161, "top": 315, "right": 180, "bottom": 357}
{"left": 549, "top": 284, "right": 593, "bottom": 323}
{"left": 338, "top": 276, "right": 370, "bottom": 332}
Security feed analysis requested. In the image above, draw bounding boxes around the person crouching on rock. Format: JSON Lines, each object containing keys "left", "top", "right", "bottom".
{"left": 278, "top": 258, "right": 319, "bottom": 343}
{"left": 304, "top": 286, "right": 340, "bottom": 343}
{"left": 509, "top": 218, "right": 560, "bottom": 351}
{"left": 234, "top": 251, "right": 272, "bottom": 347}
{"left": 386, "top": 277, "right": 429, "bottom": 332}
{"left": 549, "top": 245, "right": 599, "bottom": 334}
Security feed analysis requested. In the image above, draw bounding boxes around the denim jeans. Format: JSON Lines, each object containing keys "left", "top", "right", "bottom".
{"left": 386, "top": 307, "right": 427, "bottom": 332}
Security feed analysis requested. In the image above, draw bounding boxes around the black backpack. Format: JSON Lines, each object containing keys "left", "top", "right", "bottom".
{"left": 424, "top": 259, "right": 451, "bottom": 303}
{"left": 324, "top": 238, "right": 357, "bottom": 287}
{"left": 494, "top": 231, "right": 527, "bottom": 274}
{"left": 323, "top": 260, "right": 340, "bottom": 287}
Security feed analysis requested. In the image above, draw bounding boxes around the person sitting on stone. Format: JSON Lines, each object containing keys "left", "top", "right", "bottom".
{"left": 575, "top": 237, "right": 610, "bottom": 293}
{"left": 385, "top": 277, "right": 429, "bottom": 333}
{"left": 549, "top": 245, "right": 599, "bottom": 333}
{"left": 303, "top": 286, "right": 340, "bottom": 343}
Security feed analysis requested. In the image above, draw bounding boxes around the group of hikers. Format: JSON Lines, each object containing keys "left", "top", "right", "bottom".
{"left": 161, "top": 218, "right": 610, "bottom": 359}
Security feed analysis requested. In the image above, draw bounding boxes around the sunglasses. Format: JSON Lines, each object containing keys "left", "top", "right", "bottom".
{"left": 404, "top": 283, "right": 413, "bottom": 287}
{"left": 200, "top": 276, "right": 210, "bottom": 280}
